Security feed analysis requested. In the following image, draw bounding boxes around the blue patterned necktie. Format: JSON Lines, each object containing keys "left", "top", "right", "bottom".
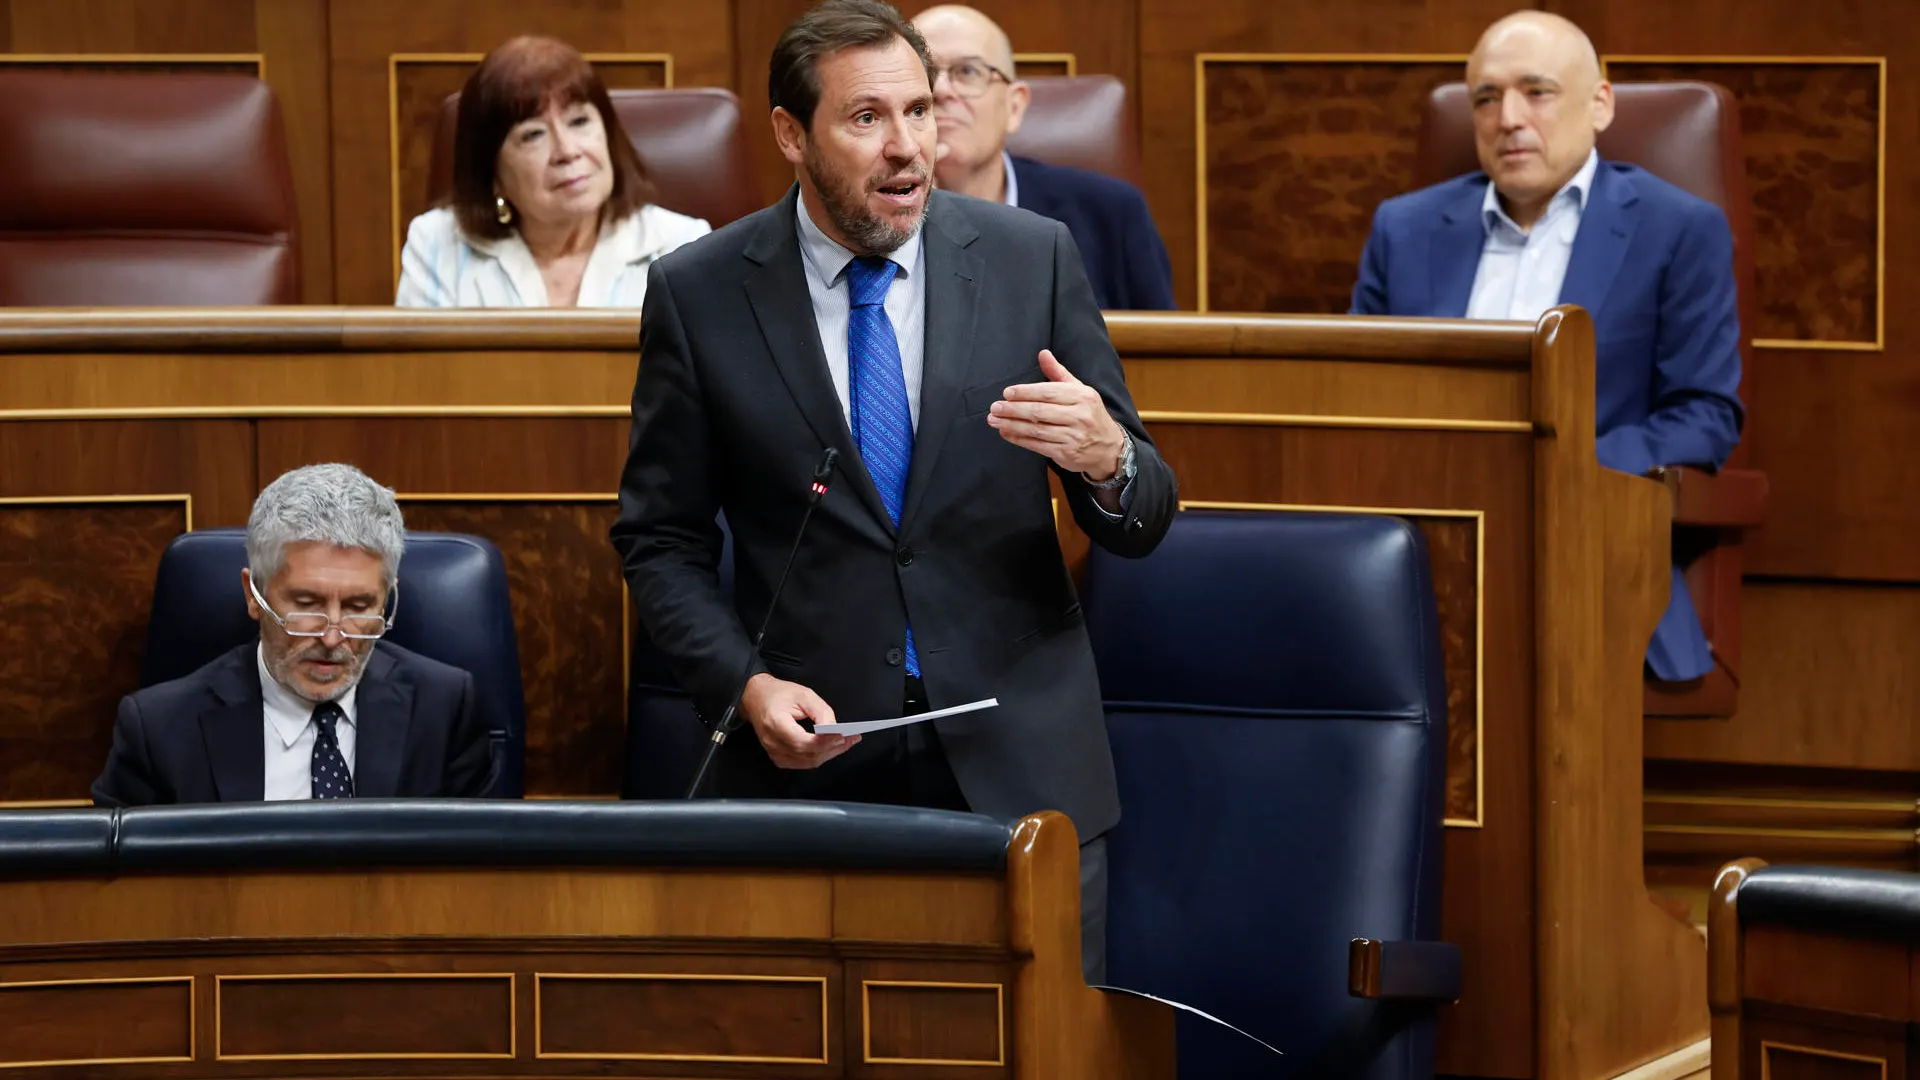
{"left": 845, "top": 255, "right": 920, "bottom": 677}
{"left": 310, "top": 701, "right": 354, "bottom": 799}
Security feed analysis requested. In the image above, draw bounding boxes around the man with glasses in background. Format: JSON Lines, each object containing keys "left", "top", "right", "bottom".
{"left": 93, "top": 464, "right": 491, "bottom": 806}
{"left": 910, "top": 4, "right": 1174, "bottom": 310}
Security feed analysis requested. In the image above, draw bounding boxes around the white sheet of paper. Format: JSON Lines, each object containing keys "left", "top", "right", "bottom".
{"left": 813, "top": 697, "right": 999, "bottom": 735}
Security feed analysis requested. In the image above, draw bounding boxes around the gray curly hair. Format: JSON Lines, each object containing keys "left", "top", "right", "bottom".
{"left": 246, "top": 464, "right": 406, "bottom": 589}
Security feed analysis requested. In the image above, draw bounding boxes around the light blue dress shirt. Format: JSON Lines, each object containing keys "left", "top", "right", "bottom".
{"left": 795, "top": 197, "right": 928, "bottom": 431}
{"left": 1465, "top": 149, "right": 1600, "bottom": 321}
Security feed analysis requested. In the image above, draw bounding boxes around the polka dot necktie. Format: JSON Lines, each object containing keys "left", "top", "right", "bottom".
{"left": 846, "top": 255, "right": 920, "bottom": 676}
{"left": 310, "top": 701, "right": 355, "bottom": 799}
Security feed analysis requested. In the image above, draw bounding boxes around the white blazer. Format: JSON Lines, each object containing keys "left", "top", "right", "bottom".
{"left": 395, "top": 203, "right": 711, "bottom": 308}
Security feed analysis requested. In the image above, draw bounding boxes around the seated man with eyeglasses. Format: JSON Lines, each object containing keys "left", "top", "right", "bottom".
{"left": 92, "top": 464, "right": 491, "bottom": 806}
{"left": 911, "top": 4, "right": 1174, "bottom": 310}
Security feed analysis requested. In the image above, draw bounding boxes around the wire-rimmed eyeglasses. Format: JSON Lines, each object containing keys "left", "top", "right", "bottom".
{"left": 933, "top": 56, "right": 1013, "bottom": 98}
{"left": 247, "top": 573, "right": 398, "bottom": 640}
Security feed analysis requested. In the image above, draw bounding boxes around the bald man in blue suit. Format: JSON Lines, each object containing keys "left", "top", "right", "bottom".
{"left": 1351, "top": 12, "right": 1743, "bottom": 682}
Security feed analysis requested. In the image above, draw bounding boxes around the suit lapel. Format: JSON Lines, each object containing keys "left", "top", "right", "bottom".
{"left": 900, "top": 195, "right": 982, "bottom": 534}
{"left": 1429, "top": 179, "right": 1488, "bottom": 317}
{"left": 743, "top": 187, "right": 895, "bottom": 530}
{"left": 1559, "top": 162, "right": 1639, "bottom": 319}
{"left": 349, "top": 647, "right": 411, "bottom": 798}
{"left": 198, "top": 647, "right": 264, "bottom": 803}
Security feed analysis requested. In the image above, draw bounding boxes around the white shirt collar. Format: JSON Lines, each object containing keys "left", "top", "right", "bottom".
{"left": 794, "top": 190, "right": 925, "bottom": 292}
{"left": 257, "top": 641, "right": 359, "bottom": 750}
{"left": 460, "top": 207, "right": 676, "bottom": 306}
{"left": 1000, "top": 150, "right": 1020, "bottom": 208}
{"left": 1483, "top": 148, "right": 1600, "bottom": 234}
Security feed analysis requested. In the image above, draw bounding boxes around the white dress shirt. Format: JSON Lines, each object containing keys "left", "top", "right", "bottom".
{"left": 1000, "top": 150, "right": 1021, "bottom": 207}
{"left": 258, "top": 644, "right": 359, "bottom": 801}
{"left": 396, "top": 203, "right": 711, "bottom": 308}
{"left": 1465, "top": 149, "right": 1600, "bottom": 321}
{"left": 794, "top": 195, "right": 928, "bottom": 431}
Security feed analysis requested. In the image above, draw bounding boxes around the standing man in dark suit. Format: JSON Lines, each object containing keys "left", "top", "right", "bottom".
{"left": 910, "top": 4, "right": 1174, "bottom": 310}
{"left": 1349, "top": 11, "right": 1744, "bottom": 682}
{"left": 611, "top": 0, "right": 1175, "bottom": 982}
{"left": 92, "top": 464, "right": 491, "bottom": 806}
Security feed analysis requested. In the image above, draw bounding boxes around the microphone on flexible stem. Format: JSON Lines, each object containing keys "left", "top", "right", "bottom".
{"left": 684, "top": 446, "right": 839, "bottom": 799}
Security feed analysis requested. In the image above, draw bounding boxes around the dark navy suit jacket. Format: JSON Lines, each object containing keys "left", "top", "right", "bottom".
{"left": 1010, "top": 154, "right": 1174, "bottom": 311}
{"left": 1350, "top": 159, "right": 1745, "bottom": 681}
{"left": 92, "top": 641, "right": 492, "bottom": 806}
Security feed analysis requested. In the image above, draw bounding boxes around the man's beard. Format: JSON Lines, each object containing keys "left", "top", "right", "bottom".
{"left": 267, "top": 638, "right": 370, "bottom": 703}
{"left": 805, "top": 141, "right": 928, "bottom": 254}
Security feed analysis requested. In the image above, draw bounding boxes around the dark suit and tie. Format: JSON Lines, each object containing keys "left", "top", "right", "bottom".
{"left": 92, "top": 641, "right": 491, "bottom": 806}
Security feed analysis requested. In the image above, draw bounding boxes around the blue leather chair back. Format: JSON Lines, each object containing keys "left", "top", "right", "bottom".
{"left": 623, "top": 516, "right": 734, "bottom": 799}
{"left": 1084, "top": 510, "right": 1449, "bottom": 1079}
{"left": 140, "top": 528, "right": 527, "bottom": 798}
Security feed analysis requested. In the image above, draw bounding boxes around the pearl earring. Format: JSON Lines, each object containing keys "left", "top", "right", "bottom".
{"left": 495, "top": 196, "right": 513, "bottom": 225}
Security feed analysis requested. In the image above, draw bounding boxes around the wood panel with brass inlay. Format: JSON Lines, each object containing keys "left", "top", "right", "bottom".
{"left": 535, "top": 972, "right": 830, "bottom": 1064}
{"left": 0, "top": 497, "right": 191, "bottom": 804}
{"left": 0, "top": 976, "right": 193, "bottom": 1069}
{"left": 215, "top": 973, "right": 515, "bottom": 1060}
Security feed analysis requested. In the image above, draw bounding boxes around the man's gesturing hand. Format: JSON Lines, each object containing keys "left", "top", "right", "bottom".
{"left": 987, "top": 350, "right": 1127, "bottom": 480}
{"left": 741, "top": 673, "right": 860, "bottom": 769}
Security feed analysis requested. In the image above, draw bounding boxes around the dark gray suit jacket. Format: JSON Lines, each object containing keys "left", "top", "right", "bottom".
{"left": 91, "top": 641, "right": 491, "bottom": 806}
{"left": 611, "top": 188, "right": 1176, "bottom": 837}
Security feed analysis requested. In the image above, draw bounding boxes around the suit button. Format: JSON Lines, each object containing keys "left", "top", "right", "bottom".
{"left": 885, "top": 647, "right": 904, "bottom": 666}
{"left": 896, "top": 547, "right": 915, "bottom": 566}
{"left": 1127, "top": 518, "right": 1144, "bottom": 532}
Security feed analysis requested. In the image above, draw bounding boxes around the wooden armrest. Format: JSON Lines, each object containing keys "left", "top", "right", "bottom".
{"left": 1650, "top": 466, "right": 1769, "bottom": 527}
{"left": 1347, "top": 938, "right": 1462, "bottom": 1002}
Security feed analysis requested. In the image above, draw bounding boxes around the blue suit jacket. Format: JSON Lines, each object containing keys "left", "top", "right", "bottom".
{"left": 1011, "top": 154, "right": 1175, "bottom": 311}
{"left": 1350, "top": 160, "right": 1745, "bottom": 681}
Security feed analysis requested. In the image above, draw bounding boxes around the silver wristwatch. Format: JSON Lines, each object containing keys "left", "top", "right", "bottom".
{"left": 1086, "top": 430, "right": 1136, "bottom": 490}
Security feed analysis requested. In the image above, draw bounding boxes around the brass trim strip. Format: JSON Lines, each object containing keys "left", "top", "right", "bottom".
{"left": 386, "top": 52, "right": 677, "bottom": 286}
{"left": 1140, "top": 409, "right": 1532, "bottom": 432}
{"left": 533, "top": 972, "right": 830, "bottom": 1064}
{"left": 1181, "top": 501, "right": 1486, "bottom": 829}
{"left": 0, "top": 799, "right": 91, "bottom": 809}
{"left": 1191, "top": 53, "right": 1469, "bottom": 313}
{"left": 1645, "top": 793, "right": 1917, "bottom": 813}
{"left": 1013, "top": 52, "right": 1077, "bottom": 76}
{"left": 0, "top": 53, "right": 264, "bottom": 78}
{"left": 213, "top": 972, "right": 516, "bottom": 1061}
{"left": 0, "top": 493, "right": 192, "bottom": 533}
{"left": 0, "top": 406, "right": 633, "bottom": 420}
{"left": 0, "top": 975, "right": 195, "bottom": 1070}
{"left": 1606, "top": 54, "right": 1887, "bottom": 351}
{"left": 1760, "top": 1040, "right": 1888, "bottom": 1080}
{"left": 861, "top": 980, "right": 1006, "bottom": 1067}
{"left": 1646, "top": 824, "right": 1914, "bottom": 842}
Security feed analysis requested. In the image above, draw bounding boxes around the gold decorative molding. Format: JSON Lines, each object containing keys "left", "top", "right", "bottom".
{"left": 1140, "top": 409, "right": 1532, "bottom": 432}
{"left": 861, "top": 979, "right": 1006, "bottom": 1067}
{"left": 533, "top": 972, "right": 830, "bottom": 1064}
{"left": 1760, "top": 1040, "right": 1887, "bottom": 1080}
{"left": 1013, "top": 51, "right": 1077, "bottom": 76}
{"left": 1192, "top": 52, "right": 1468, "bottom": 314}
{"left": 0, "top": 406, "right": 633, "bottom": 421}
{"left": 1180, "top": 500, "right": 1486, "bottom": 829}
{"left": 386, "top": 51, "right": 677, "bottom": 285}
{"left": 0, "top": 975, "right": 195, "bottom": 1070}
{"left": 1603, "top": 54, "right": 1887, "bottom": 352}
{"left": 214, "top": 972, "right": 516, "bottom": 1061}
{"left": 0, "top": 492, "right": 193, "bottom": 533}
{"left": 0, "top": 53, "right": 264, "bottom": 78}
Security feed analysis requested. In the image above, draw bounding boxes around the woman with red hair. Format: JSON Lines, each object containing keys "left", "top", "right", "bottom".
{"left": 397, "top": 36, "right": 709, "bottom": 307}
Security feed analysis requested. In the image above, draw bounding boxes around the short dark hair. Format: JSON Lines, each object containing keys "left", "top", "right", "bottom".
{"left": 448, "top": 35, "right": 657, "bottom": 242}
{"left": 769, "top": 0, "right": 936, "bottom": 131}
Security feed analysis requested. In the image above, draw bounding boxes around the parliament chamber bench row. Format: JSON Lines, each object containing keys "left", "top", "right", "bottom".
{"left": 0, "top": 306, "right": 1710, "bottom": 1080}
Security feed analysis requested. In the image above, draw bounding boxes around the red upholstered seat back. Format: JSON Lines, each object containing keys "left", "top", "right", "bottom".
{"left": 0, "top": 69, "right": 300, "bottom": 305}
